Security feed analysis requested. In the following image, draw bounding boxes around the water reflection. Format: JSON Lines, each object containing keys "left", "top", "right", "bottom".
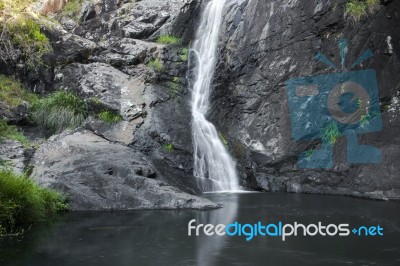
{"left": 195, "top": 193, "right": 239, "bottom": 266}
{"left": 1, "top": 193, "right": 400, "bottom": 266}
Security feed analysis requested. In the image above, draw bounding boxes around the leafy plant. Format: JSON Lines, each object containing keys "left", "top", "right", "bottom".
{"left": 0, "top": 120, "right": 28, "bottom": 146}
{"left": 322, "top": 122, "right": 341, "bottom": 144}
{"left": 147, "top": 59, "right": 164, "bottom": 71}
{"left": 0, "top": 170, "right": 67, "bottom": 236}
{"left": 30, "top": 91, "right": 88, "bottom": 134}
{"left": 0, "top": 75, "right": 38, "bottom": 108}
{"left": 156, "top": 35, "right": 181, "bottom": 45}
{"left": 98, "top": 110, "right": 123, "bottom": 124}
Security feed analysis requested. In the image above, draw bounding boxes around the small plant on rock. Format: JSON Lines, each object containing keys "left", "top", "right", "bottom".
{"left": 30, "top": 91, "right": 88, "bottom": 134}
{"left": 147, "top": 59, "right": 164, "bottom": 71}
{"left": 98, "top": 110, "right": 123, "bottom": 124}
{"left": 156, "top": 35, "right": 181, "bottom": 45}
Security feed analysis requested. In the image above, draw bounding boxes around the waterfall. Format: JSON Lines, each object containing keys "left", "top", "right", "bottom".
{"left": 190, "top": 0, "right": 240, "bottom": 192}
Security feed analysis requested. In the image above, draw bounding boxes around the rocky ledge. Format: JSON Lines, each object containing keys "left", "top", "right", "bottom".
{"left": 32, "top": 130, "right": 218, "bottom": 210}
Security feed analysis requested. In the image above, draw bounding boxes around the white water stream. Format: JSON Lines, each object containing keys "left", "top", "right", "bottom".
{"left": 190, "top": 0, "right": 240, "bottom": 192}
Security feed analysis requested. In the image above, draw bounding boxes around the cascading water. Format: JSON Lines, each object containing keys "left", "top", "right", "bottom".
{"left": 190, "top": 0, "right": 240, "bottom": 192}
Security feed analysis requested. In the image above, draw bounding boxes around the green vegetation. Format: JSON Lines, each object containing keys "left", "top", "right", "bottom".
{"left": 0, "top": 120, "right": 28, "bottom": 146}
{"left": 360, "top": 111, "right": 380, "bottom": 128}
{"left": 305, "top": 149, "right": 315, "bottom": 161}
{"left": 3, "top": 15, "right": 52, "bottom": 68}
{"left": 163, "top": 143, "right": 174, "bottom": 152}
{"left": 0, "top": 0, "right": 34, "bottom": 13}
{"left": 0, "top": 170, "right": 67, "bottom": 236}
{"left": 180, "top": 48, "right": 188, "bottom": 62}
{"left": 0, "top": 75, "right": 38, "bottom": 108}
{"left": 322, "top": 122, "right": 341, "bottom": 144}
{"left": 30, "top": 91, "right": 88, "bottom": 134}
{"left": 147, "top": 59, "right": 164, "bottom": 71}
{"left": 218, "top": 131, "right": 228, "bottom": 146}
{"left": 168, "top": 76, "right": 181, "bottom": 95}
{"left": 99, "top": 110, "right": 123, "bottom": 124}
{"left": 60, "top": 0, "right": 83, "bottom": 21}
{"left": 345, "top": 0, "right": 380, "bottom": 21}
{"left": 156, "top": 35, "right": 181, "bottom": 45}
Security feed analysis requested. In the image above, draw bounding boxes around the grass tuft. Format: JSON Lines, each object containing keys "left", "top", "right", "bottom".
{"left": 3, "top": 15, "right": 52, "bottom": 68}
{"left": 60, "top": 0, "right": 83, "bottom": 21}
{"left": 156, "top": 35, "right": 181, "bottom": 45}
{"left": 98, "top": 110, "right": 123, "bottom": 124}
{"left": 0, "top": 75, "right": 38, "bottom": 108}
{"left": 147, "top": 59, "right": 164, "bottom": 71}
{"left": 30, "top": 91, "right": 88, "bottom": 134}
{"left": 322, "top": 122, "right": 341, "bottom": 144}
{"left": 0, "top": 120, "right": 28, "bottom": 146}
{"left": 0, "top": 170, "right": 67, "bottom": 236}
{"left": 345, "top": 0, "right": 380, "bottom": 21}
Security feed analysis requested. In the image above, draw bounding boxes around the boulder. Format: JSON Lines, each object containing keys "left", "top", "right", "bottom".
{"left": 32, "top": 130, "right": 219, "bottom": 210}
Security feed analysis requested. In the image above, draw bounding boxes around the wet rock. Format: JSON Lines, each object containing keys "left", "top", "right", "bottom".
{"left": 211, "top": 0, "right": 400, "bottom": 199}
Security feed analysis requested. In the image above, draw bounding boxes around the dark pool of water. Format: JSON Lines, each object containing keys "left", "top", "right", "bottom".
{"left": 1, "top": 192, "right": 399, "bottom": 266}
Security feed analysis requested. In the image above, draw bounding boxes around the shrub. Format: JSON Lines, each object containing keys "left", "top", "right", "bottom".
{"left": 0, "top": 120, "right": 28, "bottom": 145}
{"left": 98, "top": 110, "right": 123, "bottom": 124}
{"left": 0, "top": 170, "right": 67, "bottom": 236}
{"left": 0, "top": 75, "right": 38, "bottom": 108}
{"left": 30, "top": 91, "right": 88, "bottom": 133}
{"left": 322, "top": 122, "right": 341, "bottom": 144}
{"left": 156, "top": 35, "right": 181, "bottom": 45}
{"left": 3, "top": 15, "right": 52, "bottom": 68}
{"left": 147, "top": 59, "right": 164, "bottom": 71}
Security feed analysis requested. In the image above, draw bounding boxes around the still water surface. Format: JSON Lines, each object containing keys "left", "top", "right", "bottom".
{"left": 1, "top": 192, "right": 399, "bottom": 266}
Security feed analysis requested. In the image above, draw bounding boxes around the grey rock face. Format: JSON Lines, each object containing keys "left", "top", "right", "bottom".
{"left": 210, "top": 0, "right": 400, "bottom": 199}
{"left": 0, "top": 140, "right": 28, "bottom": 175}
{"left": 32, "top": 130, "right": 219, "bottom": 210}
